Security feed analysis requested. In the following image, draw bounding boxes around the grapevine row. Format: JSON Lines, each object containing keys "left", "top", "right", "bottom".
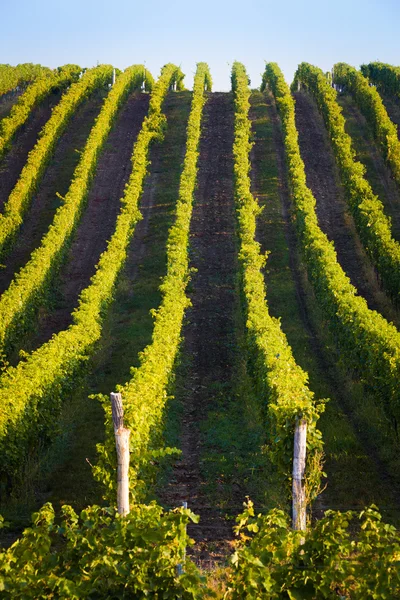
{"left": 1, "top": 498, "right": 399, "bottom": 595}
{"left": 333, "top": 62, "right": 400, "bottom": 186}
{"left": 0, "top": 501, "right": 200, "bottom": 597}
{"left": 0, "top": 62, "right": 399, "bottom": 599}
{"left": 0, "top": 63, "right": 49, "bottom": 97}
{"left": 293, "top": 62, "right": 400, "bottom": 300}
{"left": 361, "top": 61, "right": 400, "bottom": 98}
{"left": 0, "top": 64, "right": 81, "bottom": 161}
{"left": 0, "top": 64, "right": 183, "bottom": 484}
{"left": 95, "top": 62, "right": 211, "bottom": 500}
{"left": 0, "top": 65, "right": 143, "bottom": 356}
{"left": 231, "top": 62, "right": 323, "bottom": 503}
{"left": 263, "top": 63, "right": 400, "bottom": 429}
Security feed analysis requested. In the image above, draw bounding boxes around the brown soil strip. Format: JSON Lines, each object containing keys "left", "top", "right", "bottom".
{"left": 159, "top": 93, "right": 237, "bottom": 564}
{"left": 338, "top": 94, "right": 400, "bottom": 241}
{"left": 28, "top": 92, "right": 150, "bottom": 350}
{"left": 250, "top": 93, "right": 314, "bottom": 334}
{"left": 0, "top": 91, "right": 62, "bottom": 211}
{"left": 0, "top": 92, "right": 106, "bottom": 295}
{"left": 380, "top": 93, "right": 400, "bottom": 136}
{"left": 294, "top": 90, "right": 400, "bottom": 324}
{"left": 254, "top": 91, "right": 400, "bottom": 520}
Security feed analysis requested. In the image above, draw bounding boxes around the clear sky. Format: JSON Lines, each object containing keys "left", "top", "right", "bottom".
{"left": 1, "top": 0, "right": 399, "bottom": 90}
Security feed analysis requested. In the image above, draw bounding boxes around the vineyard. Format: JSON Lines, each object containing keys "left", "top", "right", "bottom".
{"left": 0, "top": 60, "right": 399, "bottom": 597}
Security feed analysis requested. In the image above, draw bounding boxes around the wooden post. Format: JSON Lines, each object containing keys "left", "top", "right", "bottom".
{"left": 177, "top": 501, "right": 188, "bottom": 576}
{"left": 292, "top": 418, "right": 307, "bottom": 531}
{"left": 112, "top": 68, "right": 116, "bottom": 86}
{"left": 110, "top": 392, "right": 130, "bottom": 516}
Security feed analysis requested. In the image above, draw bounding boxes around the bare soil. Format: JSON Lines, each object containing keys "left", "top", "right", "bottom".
{"left": 0, "top": 91, "right": 62, "bottom": 211}
{"left": 30, "top": 92, "right": 150, "bottom": 349}
{"left": 0, "top": 91, "right": 106, "bottom": 295}
{"left": 159, "top": 93, "right": 239, "bottom": 564}
{"left": 294, "top": 90, "right": 400, "bottom": 323}
{"left": 338, "top": 93, "right": 400, "bottom": 241}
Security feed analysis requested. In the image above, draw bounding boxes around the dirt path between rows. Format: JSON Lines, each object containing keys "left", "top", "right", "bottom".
{"left": 250, "top": 92, "right": 315, "bottom": 343}
{"left": 253, "top": 91, "right": 400, "bottom": 520}
{"left": 89, "top": 92, "right": 190, "bottom": 390}
{"left": 294, "top": 90, "right": 400, "bottom": 324}
{"left": 0, "top": 91, "right": 62, "bottom": 211}
{"left": 380, "top": 93, "right": 400, "bottom": 136}
{"left": 0, "top": 91, "right": 106, "bottom": 295}
{"left": 30, "top": 92, "right": 149, "bottom": 349}
{"left": 159, "top": 93, "right": 239, "bottom": 564}
{"left": 338, "top": 93, "right": 400, "bottom": 241}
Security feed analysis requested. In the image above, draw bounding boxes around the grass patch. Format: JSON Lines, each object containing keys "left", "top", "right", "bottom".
{"left": 197, "top": 318, "right": 281, "bottom": 514}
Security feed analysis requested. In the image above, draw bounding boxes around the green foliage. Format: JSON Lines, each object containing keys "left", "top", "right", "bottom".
{"left": 334, "top": 62, "right": 400, "bottom": 187}
{"left": 94, "top": 62, "right": 211, "bottom": 502}
{"left": 1, "top": 498, "right": 398, "bottom": 598}
{"left": 263, "top": 63, "right": 400, "bottom": 434}
{"left": 0, "top": 501, "right": 204, "bottom": 598}
{"left": 0, "top": 64, "right": 141, "bottom": 355}
{"left": 0, "top": 64, "right": 184, "bottom": 488}
{"left": 293, "top": 62, "right": 400, "bottom": 301}
{"left": 0, "top": 63, "right": 51, "bottom": 97}
{"left": 1, "top": 498, "right": 399, "bottom": 598}
{"left": 0, "top": 65, "right": 112, "bottom": 268}
{"left": 231, "top": 62, "right": 324, "bottom": 504}
{"left": 225, "top": 499, "right": 400, "bottom": 598}
{"left": 169, "top": 65, "right": 186, "bottom": 91}
{"left": 0, "top": 61, "right": 399, "bottom": 598}
{"left": 361, "top": 61, "right": 400, "bottom": 98}
{"left": 0, "top": 64, "right": 81, "bottom": 162}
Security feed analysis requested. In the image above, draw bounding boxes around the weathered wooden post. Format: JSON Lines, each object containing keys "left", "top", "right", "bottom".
{"left": 110, "top": 392, "right": 130, "bottom": 516}
{"left": 292, "top": 417, "right": 307, "bottom": 532}
{"left": 177, "top": 501, "right": 188, "bottom": 576}
{"left": 112, "top": 68, "right": 116, "bottom": 87}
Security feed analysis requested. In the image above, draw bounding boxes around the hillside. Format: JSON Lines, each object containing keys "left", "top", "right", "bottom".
{"left": 0, "top": 61, "right": 399, "bottom": 597}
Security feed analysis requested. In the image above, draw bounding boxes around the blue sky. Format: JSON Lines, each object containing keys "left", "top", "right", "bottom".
{"left": 1, "top": 0, "right": 399, "bottom": 90}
